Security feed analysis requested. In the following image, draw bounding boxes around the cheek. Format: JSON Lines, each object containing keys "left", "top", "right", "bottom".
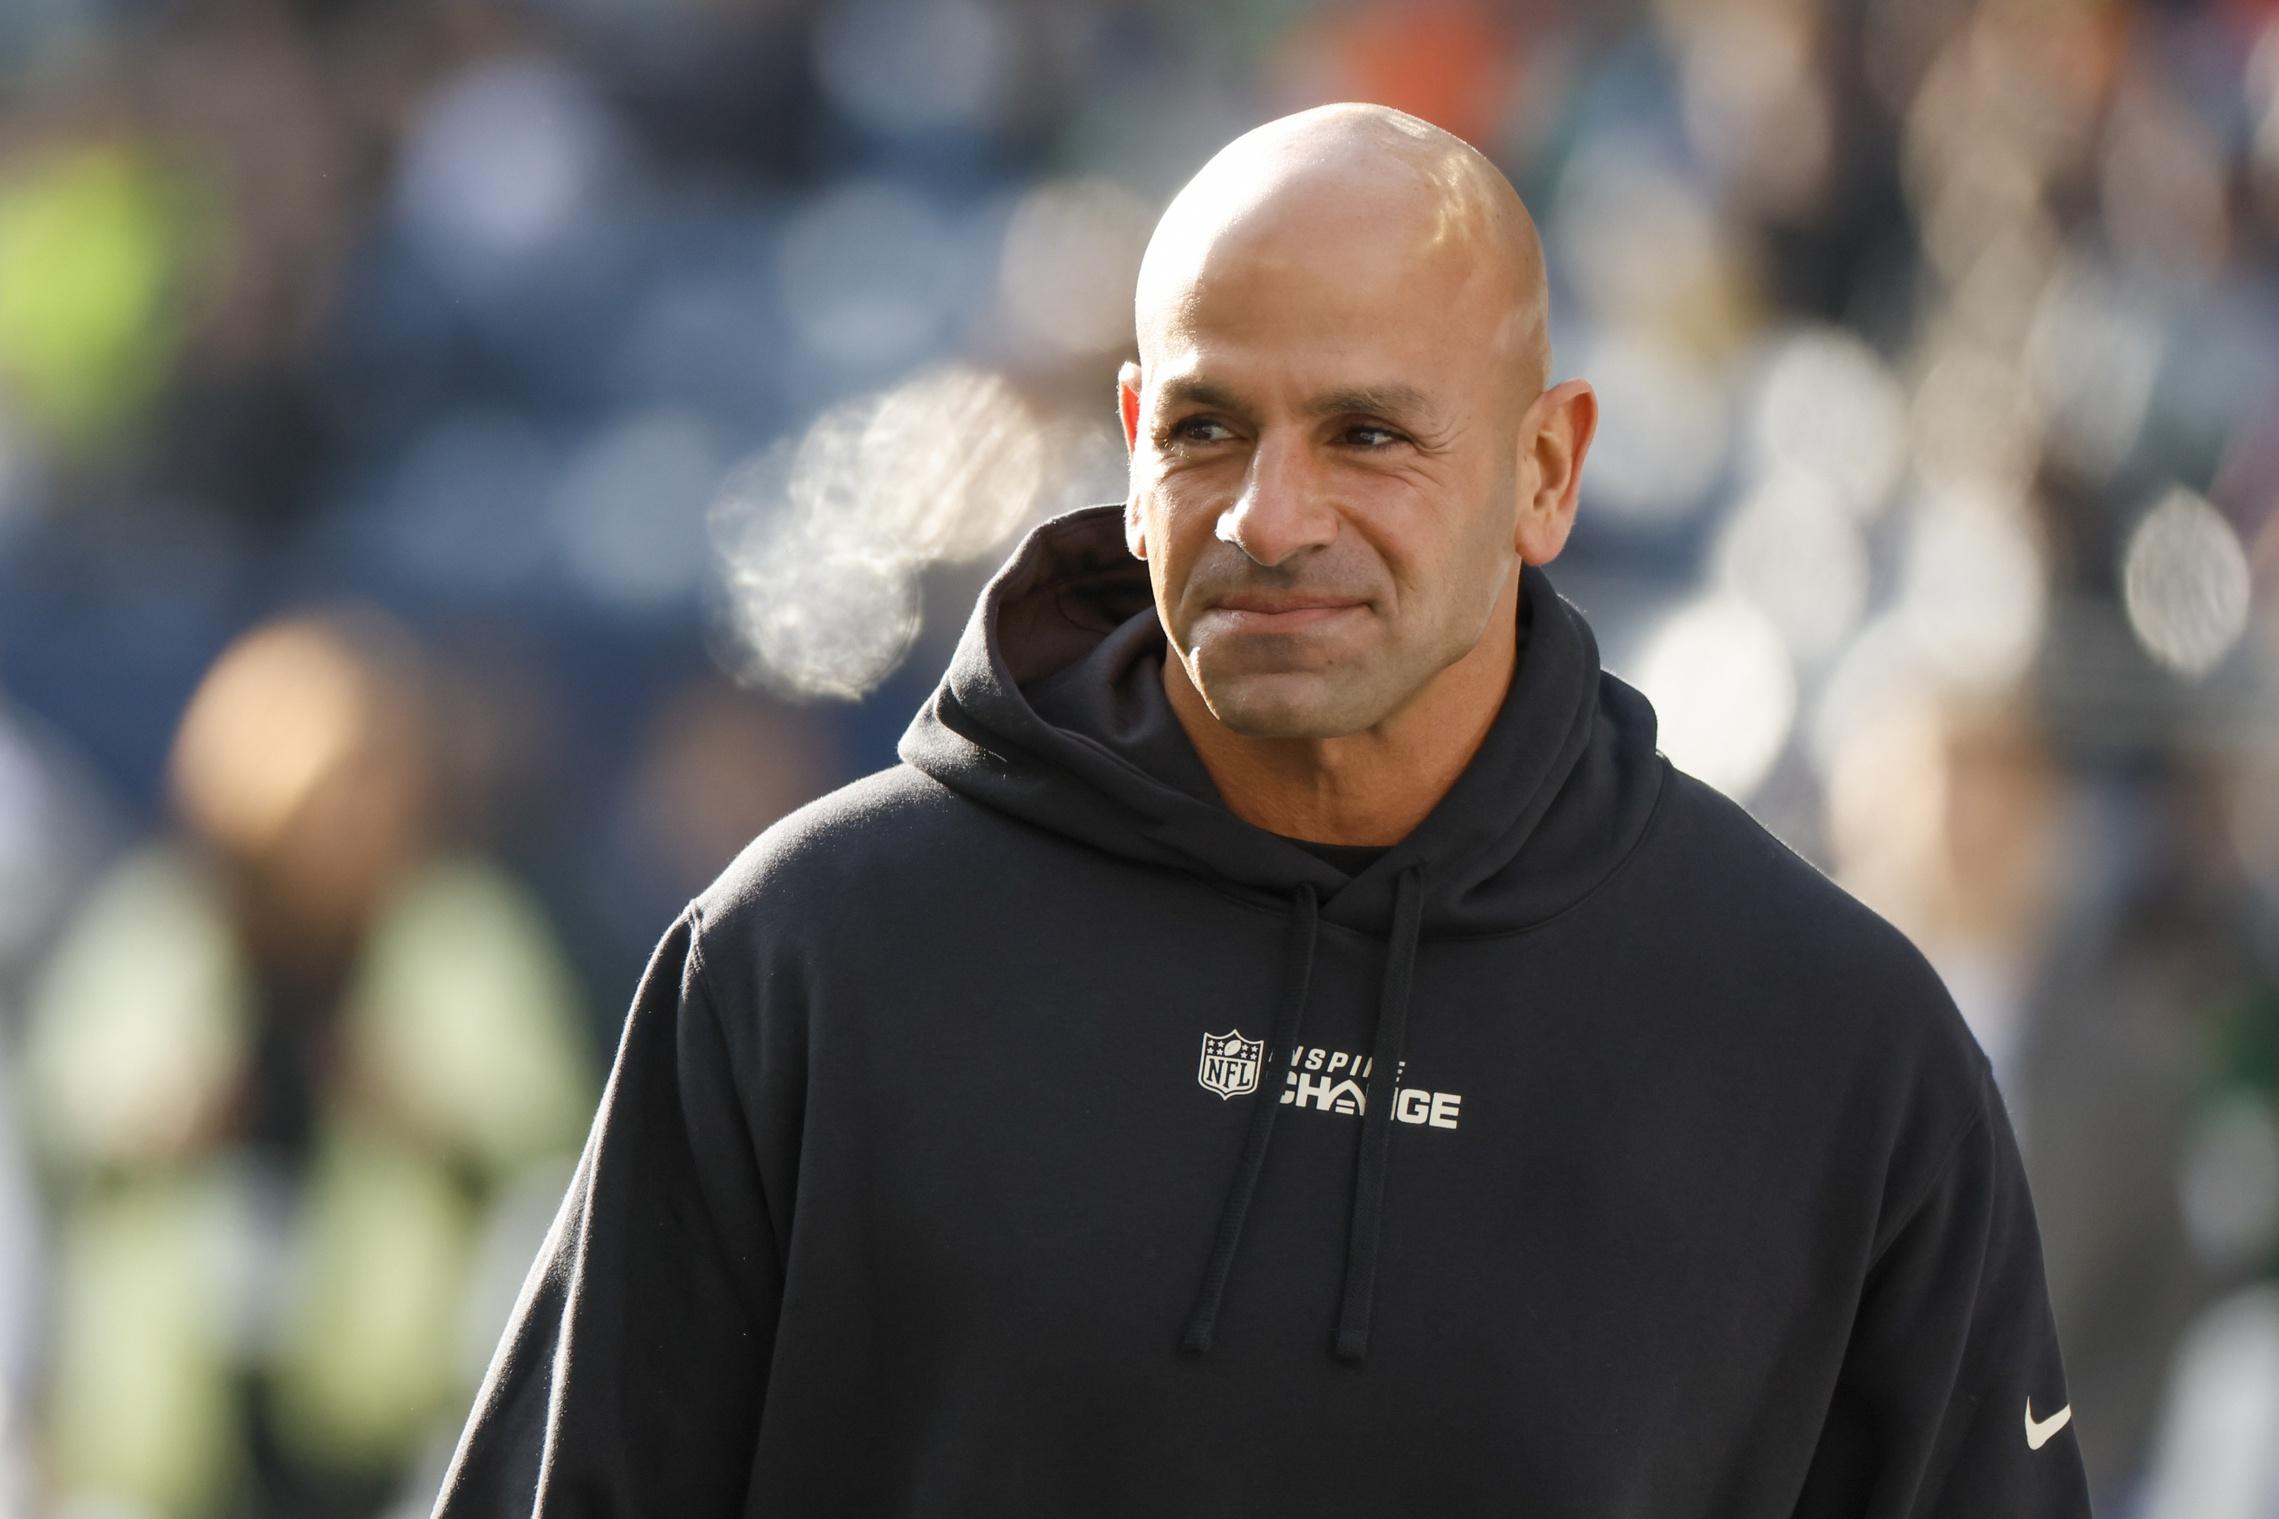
{"left": 1144, "top": 478, "right": 1223, "bottom": 565}
{"left": 1372, "top": 491, "right": 1509, "bottom": 637}
{"left": 1131, "top": 489, "right": 1206, "bottom": 636}
{"left": 1448, "top": 499, "right": 1519, "bottom": 628}
{"left": 1152, "top": 459, "right": 1235, "bottom": 519}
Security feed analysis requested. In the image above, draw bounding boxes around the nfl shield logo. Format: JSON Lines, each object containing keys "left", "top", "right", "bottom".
{"left": 1197, "top": 1029, "right": 1264, "bottom": 1099}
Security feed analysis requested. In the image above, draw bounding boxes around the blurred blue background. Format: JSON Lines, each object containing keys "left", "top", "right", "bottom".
{"left": 1, "top": 0, "right": 2277, "bottom": 1514}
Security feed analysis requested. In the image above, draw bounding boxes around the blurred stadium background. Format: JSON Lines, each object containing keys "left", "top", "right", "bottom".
{"left": 0, "top": 0, "right": 2276, "bottom": 1514}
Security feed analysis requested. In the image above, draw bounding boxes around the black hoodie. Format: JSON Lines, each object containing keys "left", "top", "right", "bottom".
{"left": 434, "top": 504, "right": 2092, "bottom": 1517}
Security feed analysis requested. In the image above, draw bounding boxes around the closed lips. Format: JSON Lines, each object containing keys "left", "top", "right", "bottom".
{"left": 1209, "top": 597, "right": 1366, "bottom": 627}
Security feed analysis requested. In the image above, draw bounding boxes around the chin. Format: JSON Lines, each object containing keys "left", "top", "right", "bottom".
{"left": 1196, "top": 672, "right": 1394, "bottom": 740}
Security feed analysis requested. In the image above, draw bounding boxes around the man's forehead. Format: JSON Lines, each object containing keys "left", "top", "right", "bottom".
{"left": 1137, "top": 238, "right": 1501, "bottom": 414}
{"left": 1147, "top": 366, "right": 1443, "bottom": 423}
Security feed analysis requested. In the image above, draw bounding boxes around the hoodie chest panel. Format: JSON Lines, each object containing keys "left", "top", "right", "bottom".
{"left": 1349, "top": 929, "right": 1859, "bottom": 1502}
{"left": 788, "top": 877, "right": 1388, "bottom": 1362}
{"left": 761, "top": 857, "right": 1850, "bottom": 1511}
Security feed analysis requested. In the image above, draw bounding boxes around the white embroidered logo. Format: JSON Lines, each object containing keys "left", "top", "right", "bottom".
{"left": 1193, "top": 1033, "right": 1465, "bottom": 1130}
{"left": 2025, "top": 1399, "right": 2071, "bottom": 1450}
{"left": 1196, "top": 1029, "right": 1264, "bottom": 1099}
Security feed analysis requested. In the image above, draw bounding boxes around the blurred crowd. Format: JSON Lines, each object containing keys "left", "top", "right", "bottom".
{"left": 0, "top": 0, "right": 2276, "bottom": 1514}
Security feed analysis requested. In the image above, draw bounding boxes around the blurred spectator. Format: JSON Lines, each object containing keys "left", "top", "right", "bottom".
{"left": 2008, "top": 756, "right": 2276, "bottom": 1503}
{"left": 1820, "top": 680, "right": 2067, "bottom": 1077}
{"left": 2012, "top": 745, "right": 2279, "bottom": 1517}
{"left": 13, "top": 610, "right": 593, "bottom": 1519}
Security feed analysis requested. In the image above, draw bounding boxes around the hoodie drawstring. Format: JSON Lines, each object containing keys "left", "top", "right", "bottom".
{"left": 1181, "top": 882, "right": 1319, "bottom": 1354}
{"left": 1334, "top": 863, "right": 1425, "bottom": 1363}
{"left": 1181, "top": 864, "right": 1428, "bottom": 1364}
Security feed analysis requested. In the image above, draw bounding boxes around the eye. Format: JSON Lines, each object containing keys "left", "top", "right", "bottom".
{"left": 1344, "top": 423, "right": 1408, "bottom": 449}
{"left": 1166, "top": 416, "right": 1236, "bottom": 445}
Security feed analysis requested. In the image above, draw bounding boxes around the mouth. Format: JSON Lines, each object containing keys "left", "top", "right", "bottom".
{"left": 1202, "top": 597, "right": 1367, "bottom": 633}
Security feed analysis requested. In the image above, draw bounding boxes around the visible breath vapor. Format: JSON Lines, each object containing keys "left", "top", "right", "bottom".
{"left": 708, "top": 364, "right": 1121, "bottom": 700}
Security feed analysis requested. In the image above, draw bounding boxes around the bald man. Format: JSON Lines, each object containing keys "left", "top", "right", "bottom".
{"left": 435, "top": 106, "right": 2090, "bottom": 1517}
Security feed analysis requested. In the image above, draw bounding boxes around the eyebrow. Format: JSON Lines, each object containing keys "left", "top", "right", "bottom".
{"left": 1154, "top": 376, "right": 1439, "bottom": 425}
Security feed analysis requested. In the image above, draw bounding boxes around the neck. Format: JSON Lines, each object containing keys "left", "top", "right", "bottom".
{"left": 1164, "top": 575, "right": 1522, "bottom": 847}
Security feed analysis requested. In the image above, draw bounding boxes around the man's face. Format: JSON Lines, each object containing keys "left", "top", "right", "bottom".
{"left": 1122, "top": 203, "right": 1531, "bottom": 739}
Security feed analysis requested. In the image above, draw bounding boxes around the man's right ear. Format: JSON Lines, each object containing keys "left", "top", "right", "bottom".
{"left": 1118, "top": 361, "right": 1148, "bottom": 559}
{"left": 1117, "top": 361, "right": 1143, "bottom": 453}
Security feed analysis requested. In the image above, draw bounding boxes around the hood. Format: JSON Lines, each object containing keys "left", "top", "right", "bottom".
{"left": 898, "top": 501, "right": 1665, "bottom": 1366}
{"left": 899, "top": 503, "right": 1663, "bottom": 933}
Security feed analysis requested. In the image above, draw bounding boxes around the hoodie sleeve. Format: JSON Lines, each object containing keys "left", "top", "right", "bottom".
{"left": 1791, "top": 1062, "right": 2092, "bottom": 1518}
{"left": 431, "top": 905, "right": 780, "bottom": 1518}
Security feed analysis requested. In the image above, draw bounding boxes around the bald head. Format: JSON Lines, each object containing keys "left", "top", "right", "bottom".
{"left": 1135, "top": 103, "right": 1550, "bottom": 399}
{"left": 1116, "top": 103, "right": 1595, "bottom": 753}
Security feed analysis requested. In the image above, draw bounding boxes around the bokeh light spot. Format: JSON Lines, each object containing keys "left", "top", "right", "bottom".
{"left": 1632, "top": 593, "right": 1796, "bottom": 799}
{"left": 2122, "top": 487, "right": 2252, "bottom": 680}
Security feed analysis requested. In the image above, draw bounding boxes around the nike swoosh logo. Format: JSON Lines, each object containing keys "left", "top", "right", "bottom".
{"left": 2025, "top": 1398, "right": 2072, "bottom": 1449}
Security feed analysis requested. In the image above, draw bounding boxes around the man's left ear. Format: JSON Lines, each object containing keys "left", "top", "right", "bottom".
{"left": 1513, "top": 378, "right": 1597, "bottom": 565}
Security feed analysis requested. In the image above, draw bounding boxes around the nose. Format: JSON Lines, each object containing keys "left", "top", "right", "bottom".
{"left": 1216, "top": 433, "right": 1338, "bottom": 567}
